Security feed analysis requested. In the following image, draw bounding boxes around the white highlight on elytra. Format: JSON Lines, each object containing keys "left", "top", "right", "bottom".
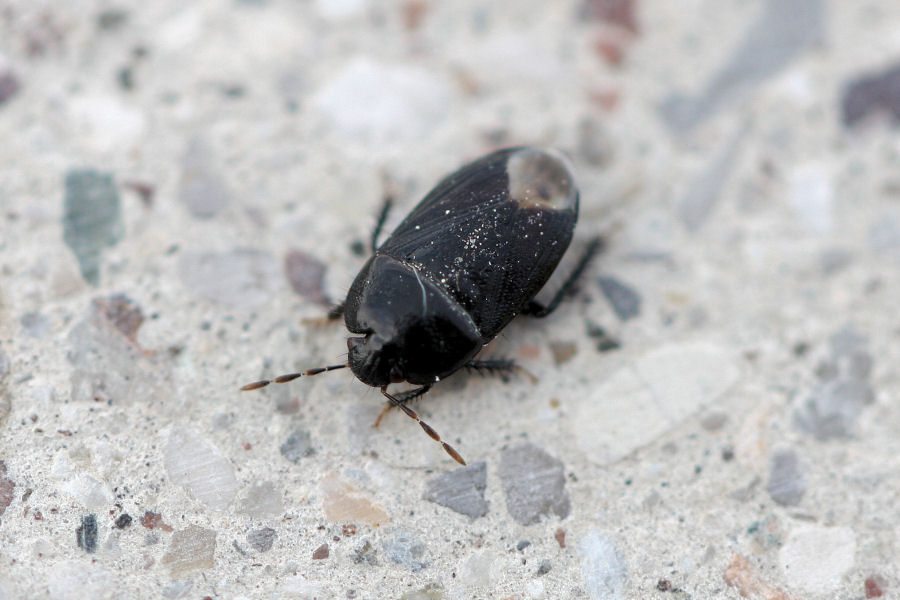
{"left": 413, "top": 266, "right": 428, "bottom": 314}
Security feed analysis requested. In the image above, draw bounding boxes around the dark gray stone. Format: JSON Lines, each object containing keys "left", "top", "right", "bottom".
{"left": 280, "top": 428, "right": 314, "bottom": 462}
{"left": 247, "top": 527, "right": 276, "bottom": 552}
{"left": 841, "top": 62, "right": 900, "bottom": 127}
{"left": 597, "top": 276, "right": 642, "bottom": 321}
{"left": 766, "top": 449, "right": 805, "bottom": 506}
{"left": 76, "top": 514, "right": 98, "bottom": 553}
{"left": 63, "top": 169, "right": 123, "bottom": 286}
{"left": 498, "top": 443, "right": 570, "bottom": 525}
{"left": 422, "top": 462, "right": 488, "bottom": 518}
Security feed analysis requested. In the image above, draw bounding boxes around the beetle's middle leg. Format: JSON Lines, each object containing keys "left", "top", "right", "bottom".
{"left": 464, "top": 359, "right": 537, "bottom": 384}
{"left": 521, "top": 237, "right": 603, "bottom": 318}
{"left": 374, "top": 384, "right": 432, "bottom": 427}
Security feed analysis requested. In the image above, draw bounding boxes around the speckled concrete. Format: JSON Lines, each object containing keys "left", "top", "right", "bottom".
{"left": 2, "top": 1, "right": 900, "bottom": 599}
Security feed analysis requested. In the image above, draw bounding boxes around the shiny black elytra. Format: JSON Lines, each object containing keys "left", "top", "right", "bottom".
{"left": 243, "top": 147, "right": 601, "bottom": 465}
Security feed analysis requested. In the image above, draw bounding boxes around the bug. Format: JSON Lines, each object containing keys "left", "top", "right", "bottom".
{"left": 243, "top": 147, "right": 601, "bottom": 465}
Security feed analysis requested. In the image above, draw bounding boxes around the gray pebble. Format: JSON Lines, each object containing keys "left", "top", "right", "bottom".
{"left": 247, "top": 527, "right": 276, "bottom": 552}
{"left": 76, "top": 514, "right": 98, "bottom": 553}
{"left": 597, "top": 276, "right": 642, "bottom": 321}
{"left": 794, "top": 379, "right": 875, "bottom": 440}
{"left": 280, "top": 428, "right": 315, "bottom": 462}
{"left": 498, "top": 443, "right": 571, "bottom": 525}
{"left": 579, "top": 529, "right": 626, "bottom": 600}
{"left": 422, "top": 461, "right": 488, "bottom": 519}
{"left": 63, "top": 169, "right": 123, "bottom": 286}
{"left": 383, "top": 529, "right": 428, "bottom": 572}
{"left": 536, "top": 559, "right": 552, "bottom": 576}
{"left": 352, "top": 540, "right": 378, "bottom": 566}
{"left": 766, "top": 449, "right": 806, "bottom": 506}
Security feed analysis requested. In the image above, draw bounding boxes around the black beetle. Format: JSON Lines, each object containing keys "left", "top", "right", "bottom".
{"left": 243, "top": 147, "right": 600, "bottom": 465}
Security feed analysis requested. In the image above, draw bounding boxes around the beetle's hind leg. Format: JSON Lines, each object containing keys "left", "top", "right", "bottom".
{"left": 374, "top": 384, "right": 432, "bottom": 428}
{"left": 301, "top": 302, "right": 344, "bottom": 326}
{"left": 464, "top": 359, "right": 537, "bottom": 384}
{"left": 521, "top": 237, "right": 603, "bottom": 318}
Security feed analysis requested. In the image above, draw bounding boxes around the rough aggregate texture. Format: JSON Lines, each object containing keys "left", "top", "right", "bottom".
{"left": 1, "top": 1, "right": 899, "bottom": 598}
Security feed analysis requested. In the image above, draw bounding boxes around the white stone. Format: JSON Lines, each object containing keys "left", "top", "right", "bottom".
{"left": 579, "top": 530, "right": 627, "bottom": 600}
{"left": 312, "top": 57, "right": 451, "bottom": 144}
{"left": 314, "top": 0, "right": 368, "bottom": 20}
{"left": 162, "top": 426, "right": 238, "bottom": 511}
{"left": 779, "top": 524, "right": 856, "bottom": 594}
{"left": 59, "top": 473, "right": 114, "bottom": 510}
{"left": 68, "top": 94, "right": 147, "bottom": 153}
{"left": 575, "top": 342, "right": 739, "bottom": 464}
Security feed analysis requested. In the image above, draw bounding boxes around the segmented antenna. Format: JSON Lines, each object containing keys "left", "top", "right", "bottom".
{"left": 239, "top": 364, "right": 348, "bottom": 391}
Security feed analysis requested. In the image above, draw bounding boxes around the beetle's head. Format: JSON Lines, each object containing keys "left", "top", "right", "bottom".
{"left": 347, "top": 333, "right": 403, "bottom": 388}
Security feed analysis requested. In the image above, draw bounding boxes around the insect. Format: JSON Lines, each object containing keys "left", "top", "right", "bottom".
{"left": 243, "top": 147, "right": 600, "bottom": 465}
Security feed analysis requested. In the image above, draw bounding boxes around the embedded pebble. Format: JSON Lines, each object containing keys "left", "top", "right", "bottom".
{"left": 315, "top": 0, "right": 369, "bottom": 20}
{"left": 766, "top": 449, "right": 805, "bottom": 506}
{"left": 498, "top": 443, "right": 570, "bottom": 525}
{"left": 247, "top": 527, "right": 276, "bottom": 552}
{"left": 778, "top": 525, "right": 856, "bottom": 594}
{"left": 162, "top": 426, "right": 238, "bottom": 511}
{"left": 178, "top": 248, "right": 280, "bottom": 308}
{"left": 67, "top": 94, "right": 147, "bottom": 152}
{"left": 20, "top": 312, "right": 49, "bottom": 338}
{"left": 60, "top": 473, "right": 114, "bottom": 511}
{"left": 238, "top": 481, "right": 284, "bottom": 518}
{"left": 660, "top": 0, "right": 823, "bottom": 131}
{"left": 0, "top": 462, "right": 16, "bottom": 522}
{"left": 352, "top": 539, "right": 379, "bottom": 565}
{"left": 401, "top": 583, "right": 443, "bottom": 600}
{"left": 320, "top": 473, "right": 389, "bottom": 526}
{"left": 161, "top": 525, "right": 217, "bottom": 577}
{"left": 313, "top": 57, "right": 451, "bottom": 144}
{"left": 92, "top": 294, "right": 144, "bottom": 342}
{"left": 312, "top": 543, "right": 329, "bottom": 560}
{"left": 114, "top": 514, "right": 132, "bottom": 529}
{"left": 179, "top": 136, "right": 230, "bottom": 219}
{"left": 597, "top": 275, "right": 642, "bottom": 321}
{"left": 0, "top": 70, "right": 20, "bottom": 105}
{"left": 383, "top": 529, "right": 428, "bottom": 572}
{"left": 579, "top": 530, "right": 626, "bottom": 600}
{"left": 62, "top": 169, "right": 123, "bottom": 287}
{"left": 345, "top": 403, "right": 381, "bottom": 455}
{"left": 284, "top": 249, "right": 330, "bottom": 305}
{"left": 76, "top": 514, "right": 98, "bottom": 553}
{"left": 422, "top": 461, "right": 488, "bottom": 518}
{"left": 794, "top": 379, "right": 874, "bottom": 440}
{"left": 841, "top": 62, "right": 900, "bottom": 127}
{"left": 576, "top": 342, "right": 739, "bottom": 464}
{"left": 161, "top": 580, "right": 193, "bottom": 599}
{"left": 280, "top": 428, "right": 315, "bottom": 462}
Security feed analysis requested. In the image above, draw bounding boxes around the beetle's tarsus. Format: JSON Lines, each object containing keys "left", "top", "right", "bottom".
{"left": 522, "top": 236, "right": 603, "bottom": 318}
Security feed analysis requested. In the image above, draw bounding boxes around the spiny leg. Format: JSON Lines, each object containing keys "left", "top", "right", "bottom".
{"left": 374, "top": 384, "right": 432, "bottom": 428}
{"left": 521, "top": 236, "right": 603, "bottom": 318}
{"left": 464, "top": 359, "right": 537, "bottom": 384}
{"left": 370, "top": 196, "right": 393, "bottom": 253}
{"left": 381, "top": 386, "right": 465, "bottom": 466}
{"left": 240, "top": 364, "right": 347, "bottom": 391}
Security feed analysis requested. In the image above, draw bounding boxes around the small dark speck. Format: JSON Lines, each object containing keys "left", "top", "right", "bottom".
{"left": 117, "top": 66, "right": 135, "bottom": 90}
{"left": 115, "top": 513, "right": 133, "bottom": 529}
{"left": 536, "top": 559, "right": 552, "bottom": 576}
{"left": 516, "top": 540, "right": 531, "bottom": 551}
{"left": 585, "top": 321, "right": 620, "bottom": 352}
{"left": 722, "top": 446, "right": 735, "bottom": 461}
{"left": 350, "top": 239, "right": 367, "bottom": 257}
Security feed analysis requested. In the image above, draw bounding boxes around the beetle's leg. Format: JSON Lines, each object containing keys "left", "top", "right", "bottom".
{"left": 370, "top": 197, "right": 393, "bottom": 253}
{"left": 521, "top": 237, "right": 603, "bottom": 318}
{"left": 464, "top": 359, "right": 537, "bottom": 384}
{"left": 381, "top": 386, "right": 466, "bottom": 465}
{"left": 374, "top": 384, "right": 432, "bottom": 427}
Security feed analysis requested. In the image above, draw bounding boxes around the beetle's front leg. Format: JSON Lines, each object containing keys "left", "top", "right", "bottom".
{"left": 373, "top": 384, "right": 433, "bottom": 428}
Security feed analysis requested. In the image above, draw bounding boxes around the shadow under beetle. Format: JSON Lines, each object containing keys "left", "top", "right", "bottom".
{"left": 243, "top": 147, "right": 601, "bottom": 465}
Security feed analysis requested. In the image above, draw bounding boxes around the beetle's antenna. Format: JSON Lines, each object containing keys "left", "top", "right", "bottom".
{"left": 240, "top": 364, "right": 348, "bottom": 391}
{"left": 381, "top": 386, "right": 466, "bottom": 466}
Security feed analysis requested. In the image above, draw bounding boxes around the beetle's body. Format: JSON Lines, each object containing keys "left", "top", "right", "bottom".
{"left": 345, "top": 147, "right": 579, "bottom": 388}
{"left": 244, "top": 147, "right": 595, "bottom": 465}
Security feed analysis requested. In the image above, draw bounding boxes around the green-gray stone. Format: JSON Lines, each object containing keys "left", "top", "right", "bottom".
{"left": 63, "top": 169, "right": 123, "bottom": 286}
